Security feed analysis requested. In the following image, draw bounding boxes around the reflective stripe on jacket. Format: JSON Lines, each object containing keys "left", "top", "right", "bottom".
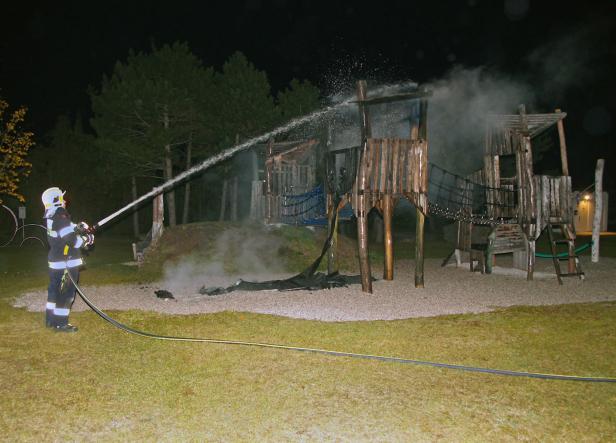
{"left": 48, "top": 258, "right": 84, "bottom": 269}
{"left": 45, "top": 207, "right": 83, "bottom": 266}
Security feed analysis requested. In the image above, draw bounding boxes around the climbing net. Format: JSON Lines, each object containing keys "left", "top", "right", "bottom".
{"left": 427, "top": 163, "right": 518, "bottom": 225}
{"left": 280, "top": 185, "right": 327, "bottom": 225}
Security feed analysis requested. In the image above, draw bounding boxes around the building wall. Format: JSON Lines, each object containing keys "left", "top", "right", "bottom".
{"left": 573, "top": 191, "right": 609, "bottom": 232}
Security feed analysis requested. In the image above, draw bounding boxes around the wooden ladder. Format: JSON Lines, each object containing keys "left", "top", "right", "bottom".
{"left": 546, "top": 223, "right": 585, "bottom": 285}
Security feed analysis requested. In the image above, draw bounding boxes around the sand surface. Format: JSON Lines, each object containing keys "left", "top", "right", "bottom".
{"left": 14, "top": 257, "right": 616, "bottom": 322}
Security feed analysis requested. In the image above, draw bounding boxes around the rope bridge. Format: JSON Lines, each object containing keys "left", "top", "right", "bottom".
{"left": 278, "top": 159, "right": 521, "bottom": 227}
{"left": 427, "top": 163, "right": 518, "bottom": 225}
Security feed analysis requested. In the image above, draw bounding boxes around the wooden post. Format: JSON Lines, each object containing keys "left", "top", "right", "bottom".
{"left": 219, "top": 179, "right": 227, "bottom": 222}
{"left": 152, "top": 192, "right": 164, "bottom": 247}
{"left": 415, "top": 210, "right": 425, "bottom": 288}
{"left": 230, "top": 176, "right": 238, "bottom": 222}
{"left": 592, "top": 159, "right": 605, "bottom": 263}
{"left": 527, "top": 240, "right": 535, "bottom": 281}
{"left": 131, "top": 176, "right": 140, "bottom": 239}
{"left": 383, "top": 194, "right": 394, "bottom": 280}
{"left": 163, "top": 109, "right": 177, "bottom": 227}
{"left": 564, "top": 223, "right": 576, "bottom": 274}
{"left": 230, "top": 134, "right": 240, "bottom": 222}
{"left": 356, "top": 80, "right": 372, "bottom": 293}
{"left": 555, "top": 109, "right": 569, "bottom": 176}
{"left": 182, "top": 133, "right": 193, "bottom": 225}
{"left": 419, "top": 99, "right": 428, "bottom": 140}
{"left": 524, "top": 135, "right": 535, "bottom": 280}
{"left": 265, "top": 138, "right": 274, "bottom": 223}
{"left": 327, "top": 194, "right": 339, "bottom": 275}
{"left": 414, "top": 98, "right": 428, "bottom": 288}
{"left": 249, "top": 145, "right": 259, "bottom": 221}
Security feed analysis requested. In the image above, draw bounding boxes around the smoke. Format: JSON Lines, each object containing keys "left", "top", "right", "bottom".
{"left": 525, "top": 21, "right": 611, "bottom": 106}
{"left": 160, "top": 224, "right": 288, "bottom": 293}
{"left": 425, "top": 20, "right": 612, "bottom": 175}
{"left": 320, "top": 66, "right": 536, "bottom": 175}
{"left": 426, "top": 66, "right": 533, "bottom": 174}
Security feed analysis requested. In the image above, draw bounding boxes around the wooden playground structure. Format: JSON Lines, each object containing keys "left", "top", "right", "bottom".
{"left": 136, "top": 80, "right": 586, "bottom": 292}
{"left": 324, "top": 83, "right": 584, "bottom": 292}
{"left": 262, "top": 139, "right": 319, "bottom": 224}
{"left": 446, "top": 105, "right": 584, "bottom": 284}
{"left": 326, "top": 81, "right": 431, "bottom": 293}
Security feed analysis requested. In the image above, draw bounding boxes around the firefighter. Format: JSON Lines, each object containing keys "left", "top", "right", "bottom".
{"left": 42, "top": 187, "right": 94, "bottom": 332}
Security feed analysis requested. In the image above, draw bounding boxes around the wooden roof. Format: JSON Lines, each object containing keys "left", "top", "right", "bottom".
{"left": 489, "top": 112, "right": 566, "bottom": 138}
{"left": 263, "top": 139, "right": 318, "bottom": 164}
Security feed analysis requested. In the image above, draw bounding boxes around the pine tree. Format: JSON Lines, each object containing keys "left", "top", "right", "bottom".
{"left": 90, "top": 42, "right": 214, "bottom": 226}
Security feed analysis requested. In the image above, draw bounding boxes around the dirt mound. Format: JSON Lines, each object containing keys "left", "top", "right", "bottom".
{"left": 141, "top": 221, "right": 359, "bottom": 275}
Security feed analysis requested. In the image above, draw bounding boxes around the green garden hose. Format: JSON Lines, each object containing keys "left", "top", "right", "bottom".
{"left": 535, "top": 242, "right": 592, "bottom": 258}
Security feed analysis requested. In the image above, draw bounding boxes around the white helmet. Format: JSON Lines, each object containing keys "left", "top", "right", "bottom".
{"left": 41, "top": 187, "right": 66, "bottom": 209}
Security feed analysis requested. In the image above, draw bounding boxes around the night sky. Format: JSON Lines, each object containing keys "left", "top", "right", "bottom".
{"left": 1, "top": 0, "right": 614, "bottom": 191}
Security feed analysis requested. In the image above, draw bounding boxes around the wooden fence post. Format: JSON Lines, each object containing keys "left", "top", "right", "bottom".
{"left": 592, "top": 159, "right": 605, "bottom": 263}
{"left": 356, "top": 80, "right": 373, "bottom": 293}
{"left": 383, "top": 194, "right": 394, "bottom": 280}
{"left": 414, "top": 98, "right": 428, "bottom": 288}
{"left": 327, "top": 194, "right": 339, "bottom": 275}
{"left": 131, "top": 176, "right": 140, "bottom": 239}
{"left": 555, "top": 109, "right": 569, "bottom": 176}
{"left": 219, "top": 179, "right": 227, "bottom": 221}
{"left": 265, "top": 138, "right": 274, "bottom": 223}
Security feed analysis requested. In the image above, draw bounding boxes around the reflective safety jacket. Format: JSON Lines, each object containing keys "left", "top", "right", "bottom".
{"left": 45, "top": 207, "right": 83, "bottom": 269}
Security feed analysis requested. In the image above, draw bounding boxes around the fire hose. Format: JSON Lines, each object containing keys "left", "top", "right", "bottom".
{"left": 69, "top": 193, "right": 616, "bottom": 383}
{"left": 58, "top": 109, "right": 614, "bottom": 382}
{"left": 66, "top": 271, "right": 616, "bottom": 383}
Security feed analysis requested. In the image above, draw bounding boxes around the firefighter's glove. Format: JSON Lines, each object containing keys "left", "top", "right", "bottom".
{"left": 80, "top": 233, "right": 95, "bottom": 248}
{"left": 76, "top": 221, "right": 91, "bottom": 234}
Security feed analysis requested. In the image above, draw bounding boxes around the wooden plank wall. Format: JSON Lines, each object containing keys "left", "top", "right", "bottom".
{"left": 351, "top": 138, "right": 429, "bottom": 214}
{"left": 485, "top": 127, "right": 517, "bottom": 157}
{"left": 533, "top": 175, "right": 573, "bottom": 237}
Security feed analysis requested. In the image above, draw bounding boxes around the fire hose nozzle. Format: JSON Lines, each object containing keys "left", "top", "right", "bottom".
{"left": 75, "top": 221, "right": 96, "bottom": 235}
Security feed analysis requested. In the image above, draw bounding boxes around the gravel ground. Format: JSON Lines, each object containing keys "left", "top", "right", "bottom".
{"left": 14, "top": 256, "right": 616, "bottom": 322}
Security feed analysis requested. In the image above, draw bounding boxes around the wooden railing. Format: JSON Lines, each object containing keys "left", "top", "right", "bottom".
{"left": 351, "top": 138, "right": 429, "bottom": 213}
{"left": 534, "top": 175, "right": 573, "bottom": 227}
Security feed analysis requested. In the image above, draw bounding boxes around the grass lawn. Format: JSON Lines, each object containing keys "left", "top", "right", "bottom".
{"left": 1, "top": 227, "right": 615, "bottom": 441}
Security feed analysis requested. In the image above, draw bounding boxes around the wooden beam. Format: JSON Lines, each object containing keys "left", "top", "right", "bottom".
{"left": 527, "top": 240, "right": 535, "bottom": 281}
{"left": 350, "top": 89, "right": 432, "bottom": 106}
{"left": 327, "top": 193, "right": 339, "bottom": 275}
{"left": 265, "top": 138, "right": 274, "bottom": 223}
{"left": 152, "top": 193, "right": 164, "bottom": 248}
{"left": 383, "top": 194, "right": 394, "bottom": 280}
{"left": 356, "top": 80, "right": 373, "bottom": 293}
{"left": 555, "top": 108, "right": 570, "bottom": 176}
{"left": 518, "top": 104, "right": 528, "bottom": 134}
{"left": 415, "top": 209, "right": 425, "bottom": 288}
{"left": 413, "top": 99, "right": 428, "bottom": 288}
{"left": 419, "top": 99, "right": 428, "bottom": 140}
{"left": 592, "top": 159, "right": 605, "bottom": 263}
{"left": 131, "top": 176, "right": 140, "bottom": 238}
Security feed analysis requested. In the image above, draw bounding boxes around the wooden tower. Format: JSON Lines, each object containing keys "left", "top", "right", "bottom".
{"left": 327, "top": 80, "right": 431, "bottom": 293}
{"left": 453, "top": 105, "right": 583, "bottom": 283}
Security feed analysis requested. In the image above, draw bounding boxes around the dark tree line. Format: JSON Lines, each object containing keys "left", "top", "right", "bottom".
{"left": 21, "top": 42, "right": 321, "bottom": 234}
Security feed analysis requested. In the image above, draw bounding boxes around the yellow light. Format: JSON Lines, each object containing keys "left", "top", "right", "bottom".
{"left": 583, "top": 194, "right": 592, "bottom": 201}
